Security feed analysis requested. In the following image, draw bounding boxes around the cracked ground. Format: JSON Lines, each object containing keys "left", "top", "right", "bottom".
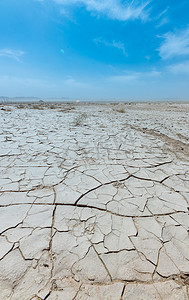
{"left": 0, "top": 102, "right": 189, "bottom": 300}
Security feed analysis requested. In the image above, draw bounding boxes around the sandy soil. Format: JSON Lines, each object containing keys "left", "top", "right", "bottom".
{"left": 0, "top": 102, "right": 189, "bottom": 299}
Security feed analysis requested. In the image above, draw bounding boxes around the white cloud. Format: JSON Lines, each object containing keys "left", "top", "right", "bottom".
{"left": 54, "top": 0, "right": 151, "bottom": 21}
{"left": 0, "top": 49, "right": 25, "bottom": 62}
{"left": 93, "top": 37, "right": 127, "bottom": 56}
{"left": 168, "top": 61, "right": 189, "bottom": 75}
{"left": 158, "top": 27, "right": 189, "bottom": 59}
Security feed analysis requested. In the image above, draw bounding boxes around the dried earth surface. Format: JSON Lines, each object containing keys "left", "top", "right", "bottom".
{"left": 0, "top": 101, "right": 189, "bottom": 299}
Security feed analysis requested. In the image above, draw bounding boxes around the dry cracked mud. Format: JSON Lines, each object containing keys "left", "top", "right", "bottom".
{"left": 0, "top": 101, "right": 189, "bottom": 299}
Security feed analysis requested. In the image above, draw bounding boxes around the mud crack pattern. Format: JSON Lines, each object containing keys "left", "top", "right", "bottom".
{"left": 0, "top": 102, "right": 189, "bottom": 299}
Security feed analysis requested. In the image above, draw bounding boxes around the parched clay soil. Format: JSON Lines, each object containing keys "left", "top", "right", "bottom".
{"left": 0, "top": 102, "right": 189, "bottom": 299}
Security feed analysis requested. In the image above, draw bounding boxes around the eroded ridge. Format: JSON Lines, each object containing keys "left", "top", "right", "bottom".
{"left": 0, "top": 102, "right": 189, "bottom": 299}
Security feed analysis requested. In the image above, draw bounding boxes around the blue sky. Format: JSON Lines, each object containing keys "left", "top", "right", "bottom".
{"left": 0, "top": 0, "right": 189, "bottom": 100}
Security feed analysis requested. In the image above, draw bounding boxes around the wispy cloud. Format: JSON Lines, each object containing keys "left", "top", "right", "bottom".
{"left": 0, "top": 49, "right": 25, "bottom": 62}
{"left": 155, "top": 17, "right": 169, "bottom": 28}
{"left": 93, "top": 37, "right": 127, "bottom": 56}
{"left": 108, "top": 69, "right": 161, "bottom": 82}
{"left": 0, "top": 75, "right": 90, "bottom": 97}
{"left": 63, "top": 75, "right": 89, "bottom": 88}
{"left": 155, "top": 8, "right": 169, "bottom": 28}
{"left": 54, "top": 0, "right": 151, "bottom": 21}
{"left": 109, "top": 74, "right": 139, "bottom": 82}
{"left": 168, "top": 61, "right": 189, "bottom": 75}
{"left": 157, "top": 7, "right": 169, "bottom": 19}
{"left": 158, "top": 27, "right": 189, "bottom": 59}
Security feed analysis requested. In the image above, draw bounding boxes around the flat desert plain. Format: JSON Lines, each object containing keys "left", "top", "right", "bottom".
{"left": 0, "top": 102, "right": 189, "bottom": 300}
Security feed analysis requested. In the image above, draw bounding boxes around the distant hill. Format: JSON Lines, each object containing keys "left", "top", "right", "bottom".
{"left": 0, "top": 97, "right": 71, "bottom": 103}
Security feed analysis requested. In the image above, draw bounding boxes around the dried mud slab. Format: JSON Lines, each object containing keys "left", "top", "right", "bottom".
{"left": 0, "top": 102, "right": 189, "bottom": 299}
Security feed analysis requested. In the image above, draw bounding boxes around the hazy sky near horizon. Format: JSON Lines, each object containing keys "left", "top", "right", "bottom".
{"left": 0, "top": 0, "right": 189, "bottom": 100}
